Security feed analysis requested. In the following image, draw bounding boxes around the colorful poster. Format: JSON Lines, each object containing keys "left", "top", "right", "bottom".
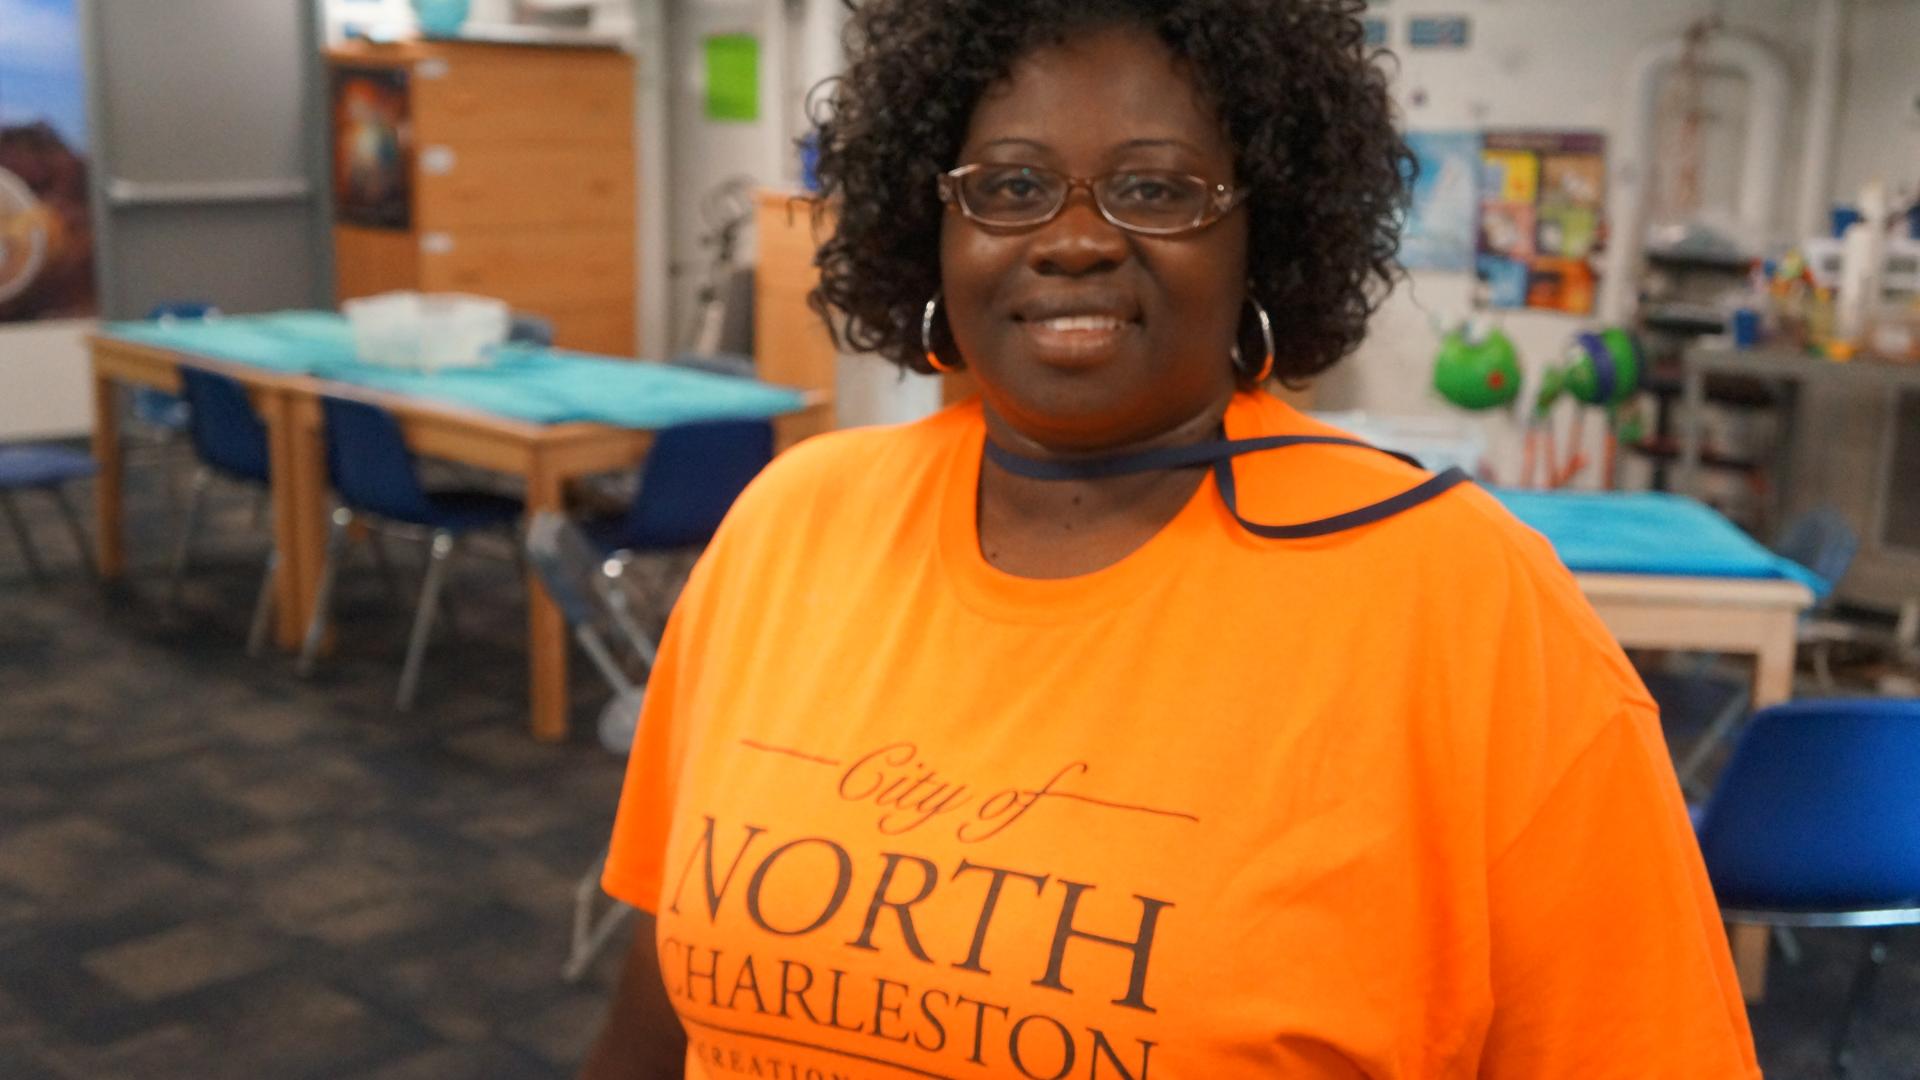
{"left": 1400, "top": 131, "right": 1480, "bottom": 272}
{"left": 1477, "top": 130, "right": 1605, "bottom": 314}
{"left": 0, "top": 0, "right": 97, "bottom": 322}
{"left": 331, "top": 68, "right": 413, "bottom": 231}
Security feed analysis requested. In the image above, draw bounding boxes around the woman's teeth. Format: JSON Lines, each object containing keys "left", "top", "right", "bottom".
{"left": 1037, "top": 315, "right": 1125, "bottom": 332}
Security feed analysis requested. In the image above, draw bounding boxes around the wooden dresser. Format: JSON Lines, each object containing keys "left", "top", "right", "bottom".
{"left": 326, "top": 40, "right": 637, "bottom": 354}
{"left": 753, "top": 189, "right": 839, "bottom": 445}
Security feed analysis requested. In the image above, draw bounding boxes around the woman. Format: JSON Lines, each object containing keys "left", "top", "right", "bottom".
{"left": 584, "top": 1, "right": 1760, "bottom": 1076}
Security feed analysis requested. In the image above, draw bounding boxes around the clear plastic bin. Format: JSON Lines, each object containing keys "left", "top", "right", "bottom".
{"left": 1310, "top": 410, "right": 1489, "bottom": 475}
{"left": 344, "top": 291, "right": 510, "bottom": 371}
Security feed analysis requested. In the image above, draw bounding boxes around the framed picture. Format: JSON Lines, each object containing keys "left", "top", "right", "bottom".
{"left": 330, "top": 67, "right": 413, "bottom": 230}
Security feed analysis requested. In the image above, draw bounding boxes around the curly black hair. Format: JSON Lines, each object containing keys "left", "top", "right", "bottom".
{"left": 807, "top": 0, "right": 1411, "bottom": 388}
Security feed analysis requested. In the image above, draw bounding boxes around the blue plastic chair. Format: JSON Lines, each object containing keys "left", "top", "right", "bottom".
{"left": 297, "top": 396, "right": 523, "bottom": 710}
{"left": 1776, "top": 506, "right": 1866, "bottom": 689}
{"left": 1668, "top": 506, "right": 1864, "bottom": 796}
{"left": 507, "top": 312, "right": 555, "bottom": 347}
{"left": 576, "top": 419, "right": 773, "bottom": 669}
{"left": 172, "top": 368, "right": 277, "bottom": 650}
{"left": 1695, "top": 698, "right": 1920, "bottom": 1077}
{"left": 129, "top": 303, "right": 221, "bottom": 435}
{"left": 583, "top": 420, "right": 773, "bottom": 553}
{"left": 0, "top": 444, "right": 97, "bottom": 582}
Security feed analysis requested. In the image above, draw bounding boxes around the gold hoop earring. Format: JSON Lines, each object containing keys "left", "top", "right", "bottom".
{"left": 1233, "top": 295, "right": 1275, "bottom": 383}
{"left": 922, "top": 295, "right": 957, "bottom": 373}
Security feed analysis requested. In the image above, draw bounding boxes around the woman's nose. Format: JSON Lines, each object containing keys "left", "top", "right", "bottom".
{"left": 1027, "top": 189, "right": 1129, "bottom": 276}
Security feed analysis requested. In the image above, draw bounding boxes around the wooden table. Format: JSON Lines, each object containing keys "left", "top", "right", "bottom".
{"left": 1576, "top": 570, "right": 1813, "bottom": 1001}
{"left": 90, "top": 333, "right": 824, "bottom": 742}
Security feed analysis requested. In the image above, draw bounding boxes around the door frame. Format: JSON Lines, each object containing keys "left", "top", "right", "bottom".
{"left": 79, "top": 0, "right": 334, "bottom": 319}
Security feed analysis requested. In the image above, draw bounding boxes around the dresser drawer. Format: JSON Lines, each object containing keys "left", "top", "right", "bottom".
{"left": 415, "top": 142, "right": 634, "bottom": 231}
{"left": 546, "top": 303, "right": 638, "bottom": 356}
{"left": 409, "top": 46, "right": 633, "bottom": 145}
{"left": 417, "top": 225, "right": 636, "bottom": 311}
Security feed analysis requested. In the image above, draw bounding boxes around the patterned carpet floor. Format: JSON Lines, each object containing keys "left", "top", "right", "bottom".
{"left": 0, "top": 449, "right": 1912, "bottom": 1078}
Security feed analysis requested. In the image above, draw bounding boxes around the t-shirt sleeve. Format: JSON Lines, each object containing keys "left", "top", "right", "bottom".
{"left": 600, "top": 593, "right": 694, "bottom": 913}
{"left": 1480, "top": 696, "right": 1761, "bottom": 1079}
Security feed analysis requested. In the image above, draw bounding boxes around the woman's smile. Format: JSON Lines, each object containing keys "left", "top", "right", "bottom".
{"left": 1014, "top": 310, "right": 1143, "bottom": 367}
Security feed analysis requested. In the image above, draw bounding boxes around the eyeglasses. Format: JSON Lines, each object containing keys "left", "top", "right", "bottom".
{"left": 937, "top": 163, "right": 1246, "bottom": 237}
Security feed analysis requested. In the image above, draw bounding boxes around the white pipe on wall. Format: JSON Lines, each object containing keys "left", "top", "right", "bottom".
{"left": 797, "top": 0, "right": 842, "bottom": 135}
{"left": 633, "top": 0, "right": 672, "bottom": 357}
{"left": 1795, "top": 0, "right": 1848, "bottom": 243}
{"left": 1600, "top": 31, "right": 1789, "bottom": 324}
{"left": 760, "top": 0, "right": 791, "bottom": 187}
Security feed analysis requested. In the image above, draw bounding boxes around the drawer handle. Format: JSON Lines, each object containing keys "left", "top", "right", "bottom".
{"left": 421, "top": 146, "right": 457, "bottom": 176}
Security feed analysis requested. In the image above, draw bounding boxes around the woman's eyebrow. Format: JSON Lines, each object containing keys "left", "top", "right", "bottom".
{"left": 1116, "top": 137, "right": 1206, "bottom": 155}
{"left": 972, "top": 136, "right": 1205, "bottom": 157}
{"left": 973, "top": 137, "right": 1051, "bottom": 153}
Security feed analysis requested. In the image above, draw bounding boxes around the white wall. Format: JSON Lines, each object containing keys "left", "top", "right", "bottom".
{"left": 0, "top": 321, "right": 95, "bottom": 440}
{"left": 1828, "top": 0, "right": 1920, "bottom": 200}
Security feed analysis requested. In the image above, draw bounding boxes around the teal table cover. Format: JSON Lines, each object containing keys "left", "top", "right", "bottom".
{"left": 105, "top": 311, "right": 807, "bottom": 427}
{"left": 1493, "top": 488, "right": 1826, "bottom": 595}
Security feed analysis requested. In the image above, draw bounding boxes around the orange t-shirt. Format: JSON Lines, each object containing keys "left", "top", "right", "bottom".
{"left": 603, "top": 391, "right": 1760, "bottom": 1079}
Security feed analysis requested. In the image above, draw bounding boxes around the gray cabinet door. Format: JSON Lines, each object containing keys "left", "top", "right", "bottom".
{"left": 85, "top": 0, "right": 329, "bottom": 318}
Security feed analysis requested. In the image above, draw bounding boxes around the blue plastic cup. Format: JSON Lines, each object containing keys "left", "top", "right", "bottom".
{"left": 412, "top": 0, "right": 471, "bottom": 37}
{"left": 799, "top": 132, "right": 822, "bottom": 193}
{"left": 1732, "top": 307, "right": 1762, "bottom": 349}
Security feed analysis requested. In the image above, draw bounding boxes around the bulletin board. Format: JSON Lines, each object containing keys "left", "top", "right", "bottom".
{"left": 1476, "top": 130, "right": 1606, "bottom": 314}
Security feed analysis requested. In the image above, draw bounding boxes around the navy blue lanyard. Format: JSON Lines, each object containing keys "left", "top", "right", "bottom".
{"left": 982, "top": 434, "right": 1473, "bottom": 540}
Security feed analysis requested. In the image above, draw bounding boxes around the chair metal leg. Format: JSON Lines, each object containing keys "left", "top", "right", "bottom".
{"left": 1777, "top": 926, "right": 1804, "bottom": 965}
{"left": 49, "top": 486, "right": 98, "bottom": 580}
{"left": 168, "top": 467, "right": 213, "bottom": 607}
{"left": 1831, "top": 931, "right": 1891, "bottom": 1079}
{"left": 1675, "top": 686, "right": 1752, "bottom": 800}
{"left": 575, "top": 624, "right": 641, "bottom": 697}
{"left": 298, "top": 508, "right": 354, "bottom": 677}
{"left": 364, "top": 527, "right": 410, "bottom": 606}
{"left": 564, "top": 846, "right": 636, "bottom": 983}
{"left": 396, "top": 530, "right": 455, "bottom": 711}
{"left": 247, "top": 550, "right": 279, "bottom": 657}
{"left": 1813, "top": 641, "right": 1837, "bottom": 692}
{"left": 0, "top": 490, "right": 47, "bottom": 582}
{"left": 601, "top": 560, "right": 660, "bottom": 669}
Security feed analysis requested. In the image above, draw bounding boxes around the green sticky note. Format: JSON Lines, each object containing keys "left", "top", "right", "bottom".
{"left": 705, "top": 34, "right": 760, "bottom": 122}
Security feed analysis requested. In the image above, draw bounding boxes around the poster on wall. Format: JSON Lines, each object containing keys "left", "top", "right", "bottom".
{"left": 331, "top": 67, "right": 413, "bottom": 230}
{"left": 0, "top": 0, "right": 98, "bottom": 322}
{"left": 1400, "top": 131, "right": 1481, "bottom": 272}
{"left": 1477, "top": 130, "right": 1606, "bottom": 314}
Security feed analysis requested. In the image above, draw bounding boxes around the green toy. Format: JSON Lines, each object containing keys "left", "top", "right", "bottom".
{"left": 1433, "top": 324, "right": 1522, "bottom": 410}
{"left": 1539, "top": 329, "right": 1641, "bottom": 413}
{"left": 1431, "top": 320, "right": 1644, "bottom": 488}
